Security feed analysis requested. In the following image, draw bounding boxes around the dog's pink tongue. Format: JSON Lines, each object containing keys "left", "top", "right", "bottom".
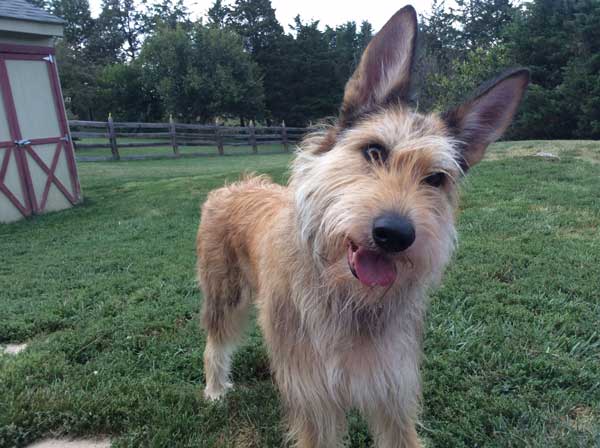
{"left": 354, "top": 248, "right": 396, "bottom": 287}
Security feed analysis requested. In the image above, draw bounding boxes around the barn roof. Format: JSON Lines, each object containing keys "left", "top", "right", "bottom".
{"left": 0, "top": 0, "right": 65, "bottom": 25}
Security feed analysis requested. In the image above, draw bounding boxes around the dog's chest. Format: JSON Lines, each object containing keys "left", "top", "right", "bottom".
{"left": 316, "top": 331, "right": 420, "bottom": 409}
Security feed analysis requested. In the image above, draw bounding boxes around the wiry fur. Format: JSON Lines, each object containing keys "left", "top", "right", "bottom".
{"left": 196, "top": 6, "right": 528, "bottom": 447}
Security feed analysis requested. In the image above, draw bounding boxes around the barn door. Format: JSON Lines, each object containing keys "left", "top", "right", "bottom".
{"left": 0, "top": 51, "right": 80, "bottom": 222}
{"left": 0, "top": 57, "right": 32, "bottom": 222}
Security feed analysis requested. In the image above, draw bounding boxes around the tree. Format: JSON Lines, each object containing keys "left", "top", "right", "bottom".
{"left": 227, "top": 0, "right": 283, "bottom": 54}
{"left": 143, "top": 0, "right": 190, "bottom": 32}
{"left": 55, "top": 41, "right": 103, "bottom": 119}
{"left": 27, "top": 0, "right": 51, "bottom": 8}
{"left": 98, "top": 63, "right": 162, "bottom": 120}
{"left": 138, "top": 24, "right": 264, "bottom": 123}
{"left": 207, "top": 0, "right": 229, "bottom": 28}
{"left": 48, "top": 0, "right": 95, "bottom": 49}
{"left": 504, "top": 0, "right": 600, "bottom": 138}
{"left": 421, "top": 45, "right": 511, "bottom": 113}
{"left": 224, "top": 0, "right": 290, "bottom": 123}
{"left": 102, "top": 0, "right": 146, "bottom": 60}
{"left": 86, "top": 0, "right": 127, "bottom": 63}
{"left": 279, "top": 17, "right": 340, "bottom": 125}
{"left": 453, "top": 0, "right": 515, "bottom": 50}
{"left": 356, "top": 21, "right": 373, "bottom": 56}
{"left": 505, "top": 0, "right": 574, "bottom": 89}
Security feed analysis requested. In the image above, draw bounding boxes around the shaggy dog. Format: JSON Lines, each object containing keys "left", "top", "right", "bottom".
{"left": 197, "top": 5, "right": 529, "bottom": 447}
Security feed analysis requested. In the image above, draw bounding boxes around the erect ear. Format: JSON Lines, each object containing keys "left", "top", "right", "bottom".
{"left": 444, "top": 69, "right": 530, "bottom": 170}
{"left": 339, "top": 5, "right": 417, "bottom": 127}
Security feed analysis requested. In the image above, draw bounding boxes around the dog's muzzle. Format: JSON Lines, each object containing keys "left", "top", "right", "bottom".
{"left": 347, "top": 240, "right": 397, "bottom": 287}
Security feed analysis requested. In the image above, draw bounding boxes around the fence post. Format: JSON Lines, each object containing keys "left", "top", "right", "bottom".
{"left": 169, "top": 114, "right": 180, "bottom": 158}
{"left": 281, "top": 120, "right": 289, "bottom": 152}
{"left": 107, "top": 113, "right": 120, "bottom": 161}
{"left": 250, "top": 120, "right": 257, "bottom": 154}
{"left": 216, "top": 126, "right": 224, "bottom": 156}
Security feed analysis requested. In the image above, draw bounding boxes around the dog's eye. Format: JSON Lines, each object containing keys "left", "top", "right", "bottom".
{"left": 363, "top": 145, "right": 388, "bottom": 164}
{"left": 423, "top": 172, "right": 446, "bottom": 187}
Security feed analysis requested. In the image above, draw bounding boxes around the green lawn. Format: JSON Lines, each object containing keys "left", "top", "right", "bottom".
{"left": 74, "top": 138, "right": 290, "bottom": 159}
{"left": 1, "top": 141, "right": 599, "bottom": 447}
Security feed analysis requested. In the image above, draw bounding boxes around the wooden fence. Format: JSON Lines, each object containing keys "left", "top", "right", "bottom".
{"left": 69, "top": 117, "right": 311, "bottom": 161}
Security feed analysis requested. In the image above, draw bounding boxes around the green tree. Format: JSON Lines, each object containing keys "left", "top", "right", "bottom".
{"left": 356, "top": 21, "right": 373, "bottom": 56}
{"left": 421, "top": 46, "right": 511, "bottom": 112}
{"left": 453, "top": 0, "right": 515, "bottom": 50}
{"left": 138, "top": 24, "right": 264, "bottom": 122}
{"left": 48, "top": 0, "right": 95, "bottom": 49}
{"left": 505, "top": 0, "right": 600, "bottom": 138}
{"left": 28, "top": 0, "right": 51, "bottom": 8}
{"left": 56, "top": 41, "right": 102, "bottom": 119}
{"left": 143, "top": 0, "right": 189, "bottom": 31}
{"left": 227, "top": 0, "right": 283, "bottom": 53}
{"left": 505, "top": 0, "right": 574, "bottom": 89}
{"left": 95, "top": 0, "right": 145, "bottom": 60}
{"left": 281, "top": 17, "right": 339, "bottom": 125}
{"left": 207, "top": 0, "right": 229, "bottom": 28}
{"left": 225, "top": 0, "right": 287, "bottom": 123}
{"left": 98, "top": 63, "right": 162, "bottom": 120}
{"left": 86, "top": 0, "right": 127, "bottom": 63}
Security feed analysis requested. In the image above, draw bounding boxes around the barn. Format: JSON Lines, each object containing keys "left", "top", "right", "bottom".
{"left": 0, "top": 0, "right": 81, "bottom": 223}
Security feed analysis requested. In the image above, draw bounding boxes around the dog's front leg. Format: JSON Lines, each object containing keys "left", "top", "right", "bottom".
{"left": 366, "top": 410, "right": 421, "bottom": 448}
{"left": 285, "top": 402, "right": 347, "bottom": 448}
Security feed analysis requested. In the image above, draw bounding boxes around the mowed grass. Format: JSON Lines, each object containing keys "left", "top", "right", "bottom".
{"left": 74, "top": 138, "right": 290, "bottom": 159}
{"left": 1, "top": 141, "right": 599, "bottom": 447}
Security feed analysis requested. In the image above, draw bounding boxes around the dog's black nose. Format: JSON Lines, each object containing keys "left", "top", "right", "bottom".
{"left": 372, "top": 213, "right": 415, "bottom": 253}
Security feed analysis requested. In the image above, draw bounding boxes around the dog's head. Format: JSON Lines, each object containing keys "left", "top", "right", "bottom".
{"left": 291, "top": 6, "right": 529, "bottom": 295}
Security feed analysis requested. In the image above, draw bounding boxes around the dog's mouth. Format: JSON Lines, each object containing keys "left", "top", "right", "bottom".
{"left": 347, "top": 240, "right": 397, "bottom": 287}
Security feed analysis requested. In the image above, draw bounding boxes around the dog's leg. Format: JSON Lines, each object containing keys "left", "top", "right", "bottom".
{"left": 367, "top": 411, "right": 421, "bottom": 448}
{"left": 203, "top": 334, "right": 235, "bottom": 400}
{"left": 201, "top": 274, "right": 252, "bottom": 401}
{"left": 286, "top": 405, "right": 347, "bottom": 448}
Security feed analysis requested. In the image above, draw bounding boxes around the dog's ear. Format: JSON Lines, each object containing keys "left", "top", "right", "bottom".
{"left": 339, "top": 5, "right": 417, "bottom": 127}
{"left": 444, "top": 69, "right": 530, "bottom": 170}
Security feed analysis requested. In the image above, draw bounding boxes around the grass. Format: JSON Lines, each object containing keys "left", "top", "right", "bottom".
{"left": 1, "top": 141, "right": 599, "bottom": 447}
{"left": 74, "top": 138, "right": 289, "bottom": 159}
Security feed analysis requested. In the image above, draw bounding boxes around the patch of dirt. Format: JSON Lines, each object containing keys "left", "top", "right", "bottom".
{"left": 2, "top": 343, "right": 28, "bottom": 355}
{"left": 563, "top": 405, "right": 597, "bottom": 432}
{"left": 26, "top": 438, "right": 111, "bottom": 448}
{"left": 486, "top": 141, "right": 600, "bottom": 164}
{"left": 235, "top": 424, "right": 261, "bottom": 447}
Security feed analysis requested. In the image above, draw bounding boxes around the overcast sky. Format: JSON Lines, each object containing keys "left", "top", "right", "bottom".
{"left": 88, "top": 1, "right": 436, "bottom": 31}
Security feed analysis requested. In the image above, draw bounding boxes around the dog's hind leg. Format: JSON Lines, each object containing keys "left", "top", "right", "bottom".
{"left": 200, "top": 259, "right": 252, "bottom": 401}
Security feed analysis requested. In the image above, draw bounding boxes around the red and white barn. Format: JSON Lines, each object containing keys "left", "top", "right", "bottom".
{"left": 0, "top": 0, "right": 81, "bottom": 223}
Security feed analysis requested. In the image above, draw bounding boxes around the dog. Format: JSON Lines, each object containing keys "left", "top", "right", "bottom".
{"left": 196, "top": 5, "right": 529, "bottom": 447}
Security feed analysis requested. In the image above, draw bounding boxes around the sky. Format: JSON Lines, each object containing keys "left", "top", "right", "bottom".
{"left": 88, "top": 0, "right": 436, "bottom": 31}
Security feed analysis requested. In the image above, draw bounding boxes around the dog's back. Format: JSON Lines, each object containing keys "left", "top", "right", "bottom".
{"left": 196, "top": 175, "right": 287, "bottom": 376}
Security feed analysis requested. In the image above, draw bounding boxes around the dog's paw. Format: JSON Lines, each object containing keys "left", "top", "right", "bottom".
{"left": 203, "top": 381, "right": 233, "bottom": 401}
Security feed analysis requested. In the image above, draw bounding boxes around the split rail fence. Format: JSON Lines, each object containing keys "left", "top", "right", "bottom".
{"left": 69, "top": 117, "right": 311, "bottom": 161}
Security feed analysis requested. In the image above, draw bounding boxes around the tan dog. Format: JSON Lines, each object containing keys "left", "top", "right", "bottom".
{"left": 197, "top": 5, "right": 528, "bottom": 447}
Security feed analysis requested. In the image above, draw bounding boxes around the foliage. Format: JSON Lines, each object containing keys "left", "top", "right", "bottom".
{"left": 137, "top": 24, "right": 264, "bottom": 122}
{"left": 419, "top": 0, "right": 600, "bottom": 140}
{"left": 88, "top": 0, "right": 146, "bottom": 61}
{"left": 503, "top": 0, "right": 600, "bottom": 138}
{"left": 98, "top": 64, "right": 162, "bottom": 121}
{"left": 55, "top": 41, "right": 103, "bottom": 120}
{"left": 452, "top": 0, "right": 514, "bottom": 49}
{"left": 420, "top": 45, "right": 511, "bottom": 112}
{"left": 48, "top": 0, "right": 95, "bottom": 49}
{"left": 38, "top": 0, "right": 600, "bottom": 136}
